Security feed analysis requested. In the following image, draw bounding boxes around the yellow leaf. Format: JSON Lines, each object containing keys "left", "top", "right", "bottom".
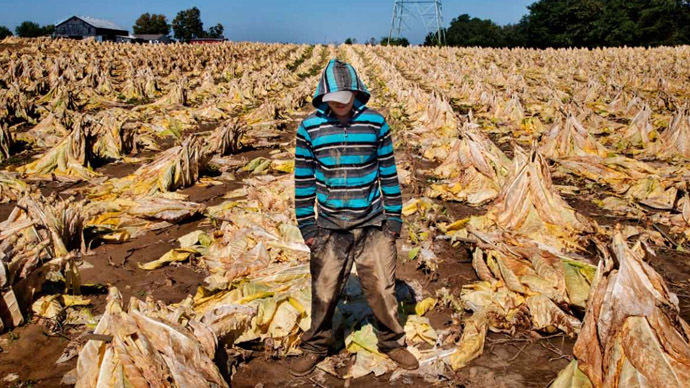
{"left": 414, "top": 297, "right": 437, "bottom": 316}
{"left": 551, "top": 360, "right": 593, "bottom": 388}
{"left": 239, "top": 291, "right": 275, "bottom": 304}
{"left": 404, "top": 314, "right": 438, "bottom": 345}
{"left": 441, "top": 218, "right": 469, "bottom": 233}
{"left": 101, "top": 231, "right": 130, "bottom": 243}
{"left": 287, "top": 296, "right": 306, "bottom": 316}
{"left": 271, "top": 160, "right": 295, "bottom": 173}
{"left": 448, "top": 313, "right": 488, "bottom": 370}
{"left": 402, "top": 199, "right": 420, "bottom": 216}
{"left": 31, "top": 295, "right": 62, "bottom": 319}
{"left": 138, "top": 248, "right": 197, "bottom": 270}
{"left": 61, "top": 295, "right": 91, "bottom": 307}
{"left": 178, "top": 230, "right": 204, "bottom": 248}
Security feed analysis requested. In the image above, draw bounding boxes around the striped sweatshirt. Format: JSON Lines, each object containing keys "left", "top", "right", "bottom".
{"left": 295, "top": 59, "right": 403, "bottom": 240}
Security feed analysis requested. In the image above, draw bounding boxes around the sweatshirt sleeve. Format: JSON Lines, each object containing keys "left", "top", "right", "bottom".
{"left": 294, "top": 122, "right": 318, "bottom": 240}
{"left": 377, "top": 120, "right": 403, "bottom": 234}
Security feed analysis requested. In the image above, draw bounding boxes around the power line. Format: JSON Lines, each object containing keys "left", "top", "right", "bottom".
{"left": 388, "top": 0, "right": 445, "bottom": 45}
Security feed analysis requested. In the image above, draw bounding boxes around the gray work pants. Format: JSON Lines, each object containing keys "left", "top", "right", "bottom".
{"left": 299, "top": 224, "right": 405, "bottom": 355}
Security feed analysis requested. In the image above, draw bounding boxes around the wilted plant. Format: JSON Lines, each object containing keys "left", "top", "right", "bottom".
{"left": 18, "top": 114, "right": 99, "bottom": 180}
{"left": 0, "top": 120, "right": 13, "bottom": 163}
{"left": 208, "top": 118, "right": 247, "bottom": 155}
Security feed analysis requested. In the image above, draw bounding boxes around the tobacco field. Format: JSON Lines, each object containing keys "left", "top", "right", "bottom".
{"left": 0, "top": 37, "right": 689, "bottom": 387}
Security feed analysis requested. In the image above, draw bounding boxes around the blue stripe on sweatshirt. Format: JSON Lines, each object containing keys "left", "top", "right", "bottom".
{"left": 348, "top": 66, "right": 358, "bottom": 90}
{"left": 379, "top": 164, "right": 397, "bottom": 176}
{"left": 326, "top": 61, "right": 337, "bottom": 93}
{"left": 314, "top": 168, "right": 379, "bottom": 186}
{"left": 318, "top": 154, "right": 375, "bottom": 166}
{"left": 311, "top": 131, "right": 377, "bottom": 145}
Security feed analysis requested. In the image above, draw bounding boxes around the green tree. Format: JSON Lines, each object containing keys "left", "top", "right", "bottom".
{"left": 517, "top": 0, "right": 605, "bottom": 48}
{"left": 443, "top": 14, "right": 507, "bottom": 47}
{"left": 172, "top": 7, "right": 204, "bottom": 42}
{"left": 423, "top": 29, "right": 446, "bottom": 46}
{"left": 15, "top": 21, "right": 44, "bottom": 37}
{"left": 380, "top": 36, "right": 409, "bottom": 46}
{"left": 133, "top": 13, "right": 171, "bottom": 35}
{"left": 516, "top": 0, "right": 690, "bottom": 48}
{"left": 438, "top": 0, "right": 690, "bottom": 49}
{"left": 595, "top": 0, "right": 690, "bottom": 46}
{"left": 14, "top": 21, "right": 54, "bottom": 37}
{"left": 42, "top": 24, "right": 55, "bottom": 35}
{"left": 206, "top": 23, "right": 224, "bottom": 38}
{"left": 501, "top": 23, "right": 527, "bottom": 47}
{"left": 0, "top": 26, "right": 12, "bottom": 39}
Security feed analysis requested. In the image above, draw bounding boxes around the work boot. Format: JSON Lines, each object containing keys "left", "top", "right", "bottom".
{"left": 288, "top": 352, "right": 325, "bottom": 377}
{"left": 383, "top": 347, "right": 419, "bottom": 370}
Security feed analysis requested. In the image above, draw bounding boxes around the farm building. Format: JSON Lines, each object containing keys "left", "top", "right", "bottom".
{"left": 133, "top": 34, "right": 173, "bottom": 44}
{"left": 55, "top": 16, "right": 128, "bottom": 41}
{"left": 190, "top": 38, "right": 228, "bottom": 44}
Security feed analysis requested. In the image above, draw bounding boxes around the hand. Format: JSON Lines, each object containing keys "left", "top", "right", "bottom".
{"left": 305, "top": 237, "right": 315, "bottom": 247}
{"left": 383, "top": 223, "right": 399, "bottom": 238}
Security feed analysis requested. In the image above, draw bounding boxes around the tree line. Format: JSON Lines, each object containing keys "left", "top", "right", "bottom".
{"left": 0, "top": 7, "right": 224, "bottom": 42}
{"left": 0, "top": 21, "right": 54, "bottom": 39}
{"left": 344, "top": 37, "right": 410, "bottom": 46}
{"left": 135, "top": 7, "right": 225, "bottom": 41}
{"left": 425, "top": 0, "right": 690, "bottom": 48}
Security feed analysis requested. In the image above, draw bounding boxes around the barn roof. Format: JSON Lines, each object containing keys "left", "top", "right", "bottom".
{"left": 57, "top": 16, "right": 127, "bottom": 32}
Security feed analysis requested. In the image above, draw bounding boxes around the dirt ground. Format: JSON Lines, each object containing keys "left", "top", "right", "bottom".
{"left": 1, "top": 111, "right": 689, "bottom": 388}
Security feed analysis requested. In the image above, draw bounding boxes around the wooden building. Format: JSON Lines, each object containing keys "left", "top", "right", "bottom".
{"left": 55, "top": 16, "right": 128, "bottom": 41}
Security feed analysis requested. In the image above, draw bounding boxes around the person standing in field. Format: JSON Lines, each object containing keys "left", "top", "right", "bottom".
{"left": 290, "top": 59, "right": 419, "bottom": 376}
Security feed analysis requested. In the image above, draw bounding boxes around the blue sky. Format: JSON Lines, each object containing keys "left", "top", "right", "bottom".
{"left": 0, "top": 0, "right": 534, "bottom": 44}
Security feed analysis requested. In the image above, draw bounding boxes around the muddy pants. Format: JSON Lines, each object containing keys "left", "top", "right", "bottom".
{"left": 299, "top": 224, "right": 405, "bottom": 355}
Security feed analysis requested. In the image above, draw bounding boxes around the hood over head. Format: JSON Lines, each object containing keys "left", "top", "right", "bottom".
{"left": 312, "top": 59, "right": 370, "bottom": 112}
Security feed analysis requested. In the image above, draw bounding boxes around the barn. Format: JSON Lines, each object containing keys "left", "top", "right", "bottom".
{"left": 55, "top": 16, "right": 128, "bottom": 41}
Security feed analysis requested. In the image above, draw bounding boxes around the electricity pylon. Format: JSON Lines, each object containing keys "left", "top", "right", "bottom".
{"left": 388, "top": 0, "right": 445, "bottom": 46}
